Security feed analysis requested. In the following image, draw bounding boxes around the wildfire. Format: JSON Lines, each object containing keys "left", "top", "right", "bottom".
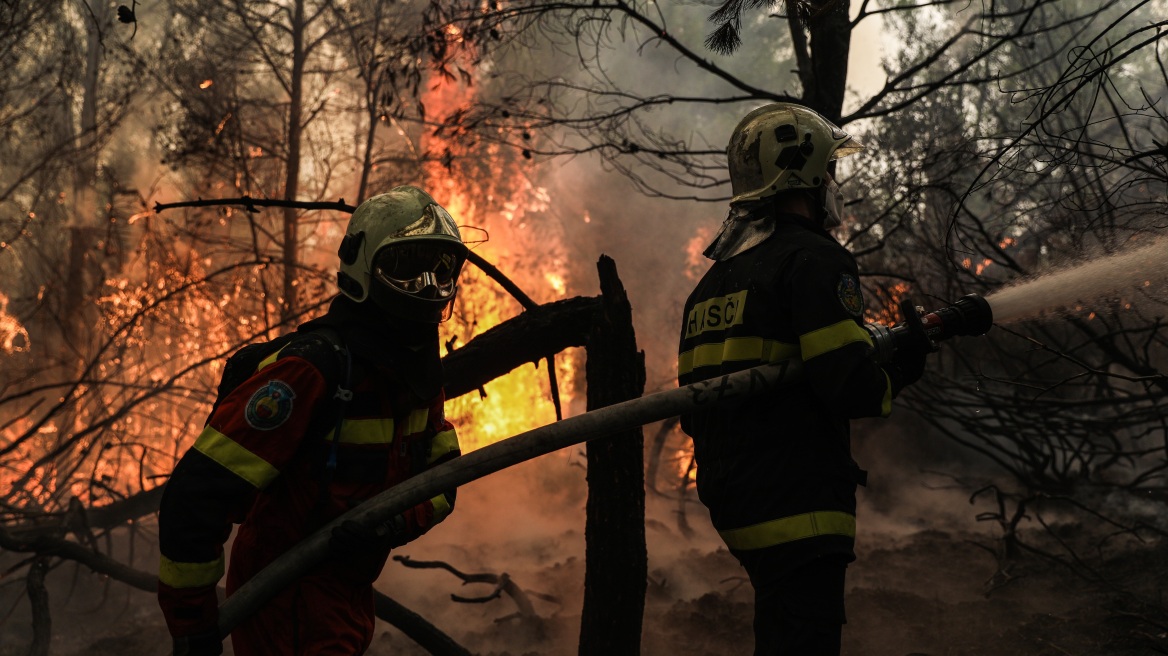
{"left": 865, "top": 282, "right": 911, "bottom": 326}
{"left": 684, "top": 226, "right": 713, "bottom": 282}
{"left": 0, "top": 292, "right": 29, "bottom": 353}
{"left": 421, "top": 63, "right": 578, "bottom": 453}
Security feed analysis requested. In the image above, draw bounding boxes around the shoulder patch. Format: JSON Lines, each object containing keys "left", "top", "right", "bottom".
{"left": 244, "top": 380, "right": 296, "bottom": 430}
{"left": 836, "top": 273, "right": 864, "bottom": 317}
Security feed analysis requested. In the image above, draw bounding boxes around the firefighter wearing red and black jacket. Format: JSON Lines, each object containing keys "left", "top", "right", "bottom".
{"left": 157, "top": 186, "right": 468, "bottom": 655}
{"left": 678, "top": 104, "right": 929, "bottom": 656}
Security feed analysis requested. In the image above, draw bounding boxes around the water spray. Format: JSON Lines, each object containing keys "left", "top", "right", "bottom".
{"left": 866, "top": 294, "right": 995, "bottom": 363}
{"left": 984, "top": 237, "right": 1168, "bottom": 324}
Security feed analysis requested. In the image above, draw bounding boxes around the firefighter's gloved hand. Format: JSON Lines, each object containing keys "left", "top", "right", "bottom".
{"left": 172, "top": 632, "right": 222, "bottom": 656}
{"left": 885, "top": 342, "right": 929, "bottom": 397}
{"left": 329, "top": 518, "right": 402, "bottom": 581}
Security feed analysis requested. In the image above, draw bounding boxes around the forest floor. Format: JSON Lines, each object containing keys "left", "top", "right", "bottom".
{"left": 3, "top": 443, "right": 1167, "bottom": 656}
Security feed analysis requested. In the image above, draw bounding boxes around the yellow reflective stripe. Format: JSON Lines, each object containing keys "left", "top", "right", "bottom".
{"left": 428, "top": 429, "right": 459, "bottom": 465}
{"left": 430, "top": 493, "right": 453, "bottom": 523}
{"left": 406, "top": 408, "right": 429, "bottom": 434}
{"left": 880, "top": 370, "right": 892, "bottom": 418}
{"left": 321, "top": 410, "right": 435, "bottom": 444}
{"left": 158, "top": 553, "right": 225, "bottom": 589}
{"left": 678, "top": 337, "right": 800, "bottom": 376}
{"left": 192, "top": 426, "right": 279, "bottom": 488}
{"left": 256, "top": 344, "right": 289, "bottom": 372}
{"left": 799, "top": 320, "right": 872, "bottom": 361}
{"left": 324, "top": 418, "right": 394, "bottom": 445}
{"left": 718, "top": 511, "right": 856, "bottom": 551}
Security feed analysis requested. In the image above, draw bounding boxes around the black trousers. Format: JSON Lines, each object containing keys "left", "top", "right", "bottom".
{"left": 737, "top": 552, "right": 849, "bottom": 656}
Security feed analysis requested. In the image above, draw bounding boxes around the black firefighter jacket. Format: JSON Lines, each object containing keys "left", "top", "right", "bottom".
{"left": 678, "top": 213, "right": 893, "bottom": 570}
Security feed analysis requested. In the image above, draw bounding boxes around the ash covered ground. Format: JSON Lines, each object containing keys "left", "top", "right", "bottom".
{"left": 2, "top": 417, "right": 1166, "bottom": 656}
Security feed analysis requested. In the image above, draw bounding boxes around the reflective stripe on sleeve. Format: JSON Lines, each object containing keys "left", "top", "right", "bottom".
{"left": 799, "top": 320, "right": 872, "bottom": 361}
{"left": 430, "top": 493, "right": 453, "bottom": 523}
{"left": 158, "top": 553, "right": 225, "bottom": 589}
{"left": 678, "top": 337, "right": 800, "bottom": 376}
{"left": 428, "top": 429, "right": 460, "bottom": 465}
{"left": 717, "top": 510, "right": 856, "bottom": 551}
{"left": 256, "top": 344, "right": 289, "bottom": 372}
{"left": 192, "top": 426, "right": 280, "bottom": 488}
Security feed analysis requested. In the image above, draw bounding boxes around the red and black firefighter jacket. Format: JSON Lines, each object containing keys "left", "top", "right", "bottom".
{"left": 157, "top": 297, "right": 460, "bottom": 654}
{"left": 678, "top": 214, "right": 892, "bottom": 573}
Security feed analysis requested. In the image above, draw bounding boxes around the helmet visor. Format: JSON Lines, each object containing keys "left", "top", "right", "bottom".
{"left": 829, "top": 130, "right": 865, "bottom": 161}
{"left": 373, "top": 241, "right": 464, "bottom": 300}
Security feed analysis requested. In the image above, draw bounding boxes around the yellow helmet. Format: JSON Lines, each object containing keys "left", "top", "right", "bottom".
{"left": 727, "top": 103, "right": 864, "bottom": 204}
{"left": 336, "top": 186, "right": 467, "bottom": 323}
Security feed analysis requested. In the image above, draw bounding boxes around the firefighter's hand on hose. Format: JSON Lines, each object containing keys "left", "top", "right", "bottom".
{"left": 172, "top": 632, "right": 222, "bottom": 656}
{"left": 329, "top": 518, "right": 401, "bottom": 582}
{"left": 884, "top": 342, "right": 929, "bottom": 398}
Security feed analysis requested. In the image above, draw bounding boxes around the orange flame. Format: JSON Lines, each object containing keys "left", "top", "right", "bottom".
{"left": 421, "top": 64, "right": 577, "bottom": 452}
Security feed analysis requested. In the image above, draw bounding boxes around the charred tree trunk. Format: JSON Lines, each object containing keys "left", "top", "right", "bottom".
{"left": 578, "top": 256, "right": 647, "bottom": 656}
{"left": 806, "top": 0, "right": 851, "bottom": 123}
{"left": 282, "top": 0, "right": 306, "bottom": 321}
{"left": 26, "top": 556, "right": 51, "bottom": 656}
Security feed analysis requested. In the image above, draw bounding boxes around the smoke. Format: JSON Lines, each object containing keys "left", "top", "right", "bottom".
{"left": 985, "top": 236, "right": 1168, "bottom": 324}
{"left": 368, "top": 447, "right": 747, "bottom": 656}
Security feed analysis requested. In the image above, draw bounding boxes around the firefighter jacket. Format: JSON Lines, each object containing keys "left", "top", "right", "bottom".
{"left": 678, "top": 213, "right": 891, "bottom": 572}
{"left": 157, "top": 297, "right": 460, "bottom": 655}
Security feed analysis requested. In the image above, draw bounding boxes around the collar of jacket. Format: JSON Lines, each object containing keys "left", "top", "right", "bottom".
{"left": 297, "top": 295, "right": 444, "bottom": 401}
{"left": 774, "top": 211, "right": 834, "bottom": 239}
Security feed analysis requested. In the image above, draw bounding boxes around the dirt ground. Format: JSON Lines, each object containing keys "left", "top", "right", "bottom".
{"left": 3, "top": 447, "right": 1167, "bottom": 656}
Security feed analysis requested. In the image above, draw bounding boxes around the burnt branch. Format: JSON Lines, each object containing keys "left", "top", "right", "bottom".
{"left": 152, "top": 197, "right": 568, "bottom": 417}
{"left": 392, "top": 555, "right": 556, "bottom": 621}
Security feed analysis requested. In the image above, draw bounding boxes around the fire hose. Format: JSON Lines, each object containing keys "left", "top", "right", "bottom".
{"left": 213, "top": 294, "right": 994, "bottom": 639}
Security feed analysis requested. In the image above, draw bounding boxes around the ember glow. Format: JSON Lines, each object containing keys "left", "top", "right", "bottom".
{"left": 0, "top": 292, "right": 29, "bottom": 353}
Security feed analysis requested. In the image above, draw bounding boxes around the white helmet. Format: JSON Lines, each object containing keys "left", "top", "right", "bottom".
{"left": 727, "top": 103, "right": 864, "bottom": 204}
{"left": 336, "top": 186, "right": 468, "bottom": 323}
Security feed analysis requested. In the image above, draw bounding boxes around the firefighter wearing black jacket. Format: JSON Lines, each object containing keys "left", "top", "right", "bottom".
{"left": 678, "top": 104, "right": 928, "bottom": 655}
{"left": 158, "top": 186, "right": 467, "bottom": 655}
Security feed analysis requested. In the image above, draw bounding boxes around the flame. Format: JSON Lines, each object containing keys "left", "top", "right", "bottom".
{"left": 200, "top": 79, "right": 213, "bottom": 89}
{"left": 421, "top": 61, "right": 578, "bottom": 453}
{"left": 865, "top": 282, "right": 911, "bottom": 326}
{"left": 684, "top": 227, "right": 713, "bottom": 282}
{"left": 0, "top": 292, "right": 30, "bottom": 353}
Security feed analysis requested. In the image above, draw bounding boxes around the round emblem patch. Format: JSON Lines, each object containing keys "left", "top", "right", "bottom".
{"left": 244, "top": 380, "right": 296, "bottom": 430}
{"left": 836, "top": 274, "right": 864, "bottom": 317}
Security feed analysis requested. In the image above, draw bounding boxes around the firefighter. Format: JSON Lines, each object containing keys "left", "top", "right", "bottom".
{"left": 677, "top": 104, "right": 929, "bottom": 655}
{"left": 158, "top": 186, "right": 467, "bottom": 655}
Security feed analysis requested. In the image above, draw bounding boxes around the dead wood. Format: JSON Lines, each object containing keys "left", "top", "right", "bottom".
{"left": 0, "top": 526, "right": 158, "bottom": 592}
{"left": 579, "top": 256, "right": 647, "bottom": 656}
{"left": 644, "top": 416, "right": 680, "bottom": 494}
{"left": 393, "top": 554, "right": 557, "bottom": 622}
{"left": 26, "top": 556, "right": 50, "bottom": 656}
{"left": 442, "top": 295, "right": 599, "bottom": 399}
{"left": 372, "top": 591, "right": 474, "bottom": 656}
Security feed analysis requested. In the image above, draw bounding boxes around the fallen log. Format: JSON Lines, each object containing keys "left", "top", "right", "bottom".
{"left": 217, "top": 360, "right": 803, "bottom": 638}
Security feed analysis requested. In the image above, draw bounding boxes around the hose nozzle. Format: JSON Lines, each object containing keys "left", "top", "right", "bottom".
{"left": 866, "top": 293, "right": 993, "bottom": 364}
